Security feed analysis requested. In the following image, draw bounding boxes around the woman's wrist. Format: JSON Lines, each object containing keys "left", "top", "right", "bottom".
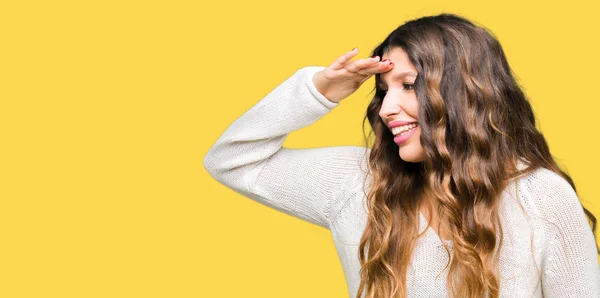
{"left": 312, "top": 70, "right": 338, "bottom": 103}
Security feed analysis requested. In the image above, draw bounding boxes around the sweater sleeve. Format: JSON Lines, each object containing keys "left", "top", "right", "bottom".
{"left": 540, "top": 172, "right": 600, "bottom": 297}
{"left": 203, "top": 66, "right": 369, "bottom": 229}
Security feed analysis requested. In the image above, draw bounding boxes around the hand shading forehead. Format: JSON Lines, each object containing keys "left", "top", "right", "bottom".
{"left": 380, "top": 47, "right": 418, "bottom": 84}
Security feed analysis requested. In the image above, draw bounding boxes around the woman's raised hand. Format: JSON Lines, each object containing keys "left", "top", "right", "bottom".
{"left": 312, "top": 48, "right": 394, "bottom": 103}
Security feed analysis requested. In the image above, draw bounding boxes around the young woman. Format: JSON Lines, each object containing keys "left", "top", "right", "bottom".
{"left": 204, "top": 13, "right": 600, "bottom": 298}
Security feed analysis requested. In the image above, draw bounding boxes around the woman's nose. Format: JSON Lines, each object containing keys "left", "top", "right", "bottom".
{"left": 379, "top": 99, "right": 401, "bottom": 121}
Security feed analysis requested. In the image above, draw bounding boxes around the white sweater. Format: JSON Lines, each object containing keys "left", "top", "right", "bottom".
{"left": 203, "top": 66, "right": 600, "bottom": 297}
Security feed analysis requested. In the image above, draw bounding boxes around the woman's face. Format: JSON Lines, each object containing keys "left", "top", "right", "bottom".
{"left": 379, "top": 47, "right": 426, "bottom": 163}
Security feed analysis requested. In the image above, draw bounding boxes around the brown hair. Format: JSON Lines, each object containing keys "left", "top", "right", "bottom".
{"left": 357, "top": 13, "right": 598, "bottom": 298}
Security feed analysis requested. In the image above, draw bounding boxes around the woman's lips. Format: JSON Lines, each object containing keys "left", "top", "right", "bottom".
{"left": 393, "top": 125, "right": 418, "bottom": 145}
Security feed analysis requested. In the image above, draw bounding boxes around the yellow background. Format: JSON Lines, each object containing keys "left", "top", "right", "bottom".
{"left": 1, "top": 0, "right": 599, "bottom": 297}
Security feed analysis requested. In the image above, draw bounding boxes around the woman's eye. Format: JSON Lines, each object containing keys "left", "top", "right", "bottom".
{"left": 379, "top": 83, "right": 414, "bottom": 92}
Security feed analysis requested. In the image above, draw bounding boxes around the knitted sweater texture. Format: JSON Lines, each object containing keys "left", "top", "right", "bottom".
{"left": 203, "top": 66, "right": 600, "bottom": 297}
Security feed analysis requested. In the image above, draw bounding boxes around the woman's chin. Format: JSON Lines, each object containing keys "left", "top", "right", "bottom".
{"left": 398, "top": 147, "right": 424, "bottom": 163}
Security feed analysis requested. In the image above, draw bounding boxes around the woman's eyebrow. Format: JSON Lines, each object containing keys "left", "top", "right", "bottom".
{"left": 380, "top": 71, "right": 418, "bottom": 84}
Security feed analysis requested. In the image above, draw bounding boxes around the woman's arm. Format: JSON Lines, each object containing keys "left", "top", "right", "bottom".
{"left": 540, "top": 172, "right": 600, "bottom": 297}
{"left": 203, "top": 66, "right": 368, "bottom": 229}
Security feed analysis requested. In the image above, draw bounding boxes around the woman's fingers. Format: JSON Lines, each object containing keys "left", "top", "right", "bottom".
{"left": 329, "top": 48, "right": 360, "bottom": 71}
{"left": 329, "top": 48, "right": 394, "bottom": 77}
{"left": 345, "top": 56, "right": 379, "bottom": 73}
{"left": 349, "top": 58, "right": 394, "bottom": 75}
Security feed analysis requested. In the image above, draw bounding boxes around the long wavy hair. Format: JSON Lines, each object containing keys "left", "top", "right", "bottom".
{"left": 356, "top": 13, "right": 599, "bottom": 298}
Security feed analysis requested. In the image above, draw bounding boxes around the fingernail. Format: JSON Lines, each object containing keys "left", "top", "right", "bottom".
{"left": 351, "top": 47, "right": 356, "bottom": 51}
{"left": 382, "top": 59, "right": 388, "bottom": 62}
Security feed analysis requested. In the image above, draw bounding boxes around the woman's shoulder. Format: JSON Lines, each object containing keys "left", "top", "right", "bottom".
{"left": 328, "top": 145, "right": 372, "bottom": 191}
{"left": 325, "top": 146, "right": 371, "bottom": 225}
{"left": 506, "top": 163, "right": 581, "bottom": 224}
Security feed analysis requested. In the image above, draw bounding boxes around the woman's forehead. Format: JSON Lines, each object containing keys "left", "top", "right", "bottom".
{"left": 382, "top": 47, "right": 408, "bottom": 59}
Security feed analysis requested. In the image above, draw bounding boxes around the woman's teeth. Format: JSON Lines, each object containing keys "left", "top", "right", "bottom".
{"left": 391, "top": 123, "right": 418, "bottom": 136}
